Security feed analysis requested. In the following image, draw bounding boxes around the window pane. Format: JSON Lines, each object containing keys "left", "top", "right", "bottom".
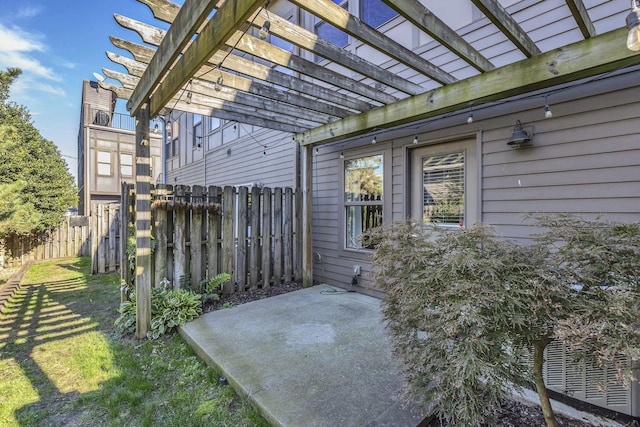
{"left": 97, "top": 163, "right": 111, "bottom": 176}
{"left": 346, "top": 205, "right": 382, "bottom": 249}
{"left": 121, "top": 165, "right": 133, "bottom": 176}
{"left": 120, "top": 153, "right": 133, "bottom": 165}
{"left": 315, "top": 21, "right": 348, "bottom": 47}
{"left": 421, "top": 151, "right": 465, "bottom": 227}
{"left": 344, "top": 155, "right": 383, "bottom": 202}
{"left": 361, "top": 0, "right": 398, "bottom": 28}
{"left": 97, "top": 150, "right": 111, "bottom": 163}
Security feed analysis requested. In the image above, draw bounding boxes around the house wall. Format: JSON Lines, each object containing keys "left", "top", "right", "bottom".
{"left": 310, "top": 69, "right": 640, "bottom": 294}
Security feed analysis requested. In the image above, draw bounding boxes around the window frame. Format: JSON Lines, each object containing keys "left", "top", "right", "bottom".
{"left": 340, "top": 149, "right": 390, "bottom": 253}
{"left": 97, "top": 150, "right": 112, "bottom": 176}
{"left": 120, "top": 152, "right": 134, "bottom": 177}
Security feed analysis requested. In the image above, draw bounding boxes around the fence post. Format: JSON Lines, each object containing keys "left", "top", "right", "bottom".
{"left": 262, "top": 187, "right": 272, "bottom": 288}
{"left": 284, "top": 188, "right": 293, "bottom": 283}
{"left": 222, "top": 186, "right": 236, "bottom": 294}
{"left": 273, "top": 187, "right": 283, "bottom": 285}
{"left": 153, "top": 184, "right": 168, "bottom": 288}
{"left": 190, "top": 185, "right": 204, "bottom": 288}
{"left": 173, "top": 185, "right": 188, "bottom": 288}
{"left": 207, "top": 186, "right": 221, "bottom": 281}
{"left": 236, "top": 186, "right": 248, "bottom": 292}
{"left": 249, "top": 186, "right": 261, "bottom": 290}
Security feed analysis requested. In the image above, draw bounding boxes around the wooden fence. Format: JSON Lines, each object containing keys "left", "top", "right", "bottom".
{"left": 0, "top": 204, "right": 122, "bottom": 274}
{"left": 0, "top": 216, "right": 92, "bottom": 269}
{"left": 121, "top": 184, "right": 302, "bottom": 294}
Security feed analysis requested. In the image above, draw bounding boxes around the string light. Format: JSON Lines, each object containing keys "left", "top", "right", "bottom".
{"left": 467, "top": 102, "right": 474, "bottom": 124}
{"left": 259, "top": 20, "right": 271, "bottom": 40}
{"left": 412, "top": 134, "right": 419, "bottom": 144}
{"left": 371, "top": 136, "right": 377, "bottom": 144}
{"left": 544, "top": 96, "right": 553, "bottom": 118}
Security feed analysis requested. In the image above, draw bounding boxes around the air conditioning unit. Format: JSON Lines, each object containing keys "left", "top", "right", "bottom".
{"left": 543, "top": 340, "right": 639, "bottom": 418}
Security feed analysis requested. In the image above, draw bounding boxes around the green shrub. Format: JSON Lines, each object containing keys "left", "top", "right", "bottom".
{"left": 194, "top": 273, "right": 231, "bottom": 303}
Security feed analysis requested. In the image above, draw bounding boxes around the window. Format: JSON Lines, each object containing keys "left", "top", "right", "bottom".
{"left": 120, "top": 153, "right": 133, "bottom": 177}
{"left": 207, "top": 116, "right": 220, "bottom": 132}
{"left": 411, "top": 140, "right": 478, "bottom": 228}
{"left": 315, "top": 0, "right": 349, "bottom": 51}
{"left": 361, "top": 0, "right": 398, "bottom": 28}
{"left": 421, "top": 151, "right": 465, "bottom": 227}
{"left": 344, "top": 154, "right": 383, "bottom": 249}
{"left": 193, "top": 114, "right": 202, "bottom": 149}
{"left": 97, "top": 150, "right": 112, "bottom": 176}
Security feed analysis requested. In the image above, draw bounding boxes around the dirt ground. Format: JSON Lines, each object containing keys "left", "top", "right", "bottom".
{"left": 203, "top": 282, "right": 617, "bottom": 427}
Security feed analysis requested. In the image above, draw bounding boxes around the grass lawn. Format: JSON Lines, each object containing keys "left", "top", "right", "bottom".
{"left": 0, "top": 257, "right": 270, "bottom": 427}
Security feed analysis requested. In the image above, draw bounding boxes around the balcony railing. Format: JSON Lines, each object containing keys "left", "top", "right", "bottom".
{"left": 89, "top": 108, "right": 163, "bottom": 133}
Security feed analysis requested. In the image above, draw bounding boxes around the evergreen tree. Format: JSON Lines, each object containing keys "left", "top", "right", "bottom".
{"left": 0, "top": 68, "right": 77, "bottom": 235}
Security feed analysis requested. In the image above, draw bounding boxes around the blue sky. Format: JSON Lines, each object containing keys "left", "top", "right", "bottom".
{"left": 0, "top": 0, "right": 170, "bottom": 181}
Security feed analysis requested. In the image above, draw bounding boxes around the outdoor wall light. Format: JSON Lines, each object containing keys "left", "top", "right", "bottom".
{"left": 627, "top": 0, "right": 640, "bottom": 50}
{"left": 259, "top": 21, "right": 271, "bottom": 40}
{"left": 507, "top": 120, "right": 532, "bottom": 148}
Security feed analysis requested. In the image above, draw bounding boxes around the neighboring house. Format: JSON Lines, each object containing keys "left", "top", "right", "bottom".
{"left": 77, "top": 80, "right": 163, "bottom": 216}
{"left": 103, "top": 0, "right": 639, "bottom": 418}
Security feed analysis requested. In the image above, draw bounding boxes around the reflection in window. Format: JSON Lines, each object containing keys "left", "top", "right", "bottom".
{"left": 97, "top": 150, "right": 112, "bottom": 176}
{"left": 421, "top": 151, "right": 465, "bottom": 227}
{"left": 361, "top": 0, "right": 398, "bottom": 28}
{"left": 315, "top": 0, "right": 348, "bottom": 57}
{"left": 344, "top": 155, "right": 383, "bottom": 249}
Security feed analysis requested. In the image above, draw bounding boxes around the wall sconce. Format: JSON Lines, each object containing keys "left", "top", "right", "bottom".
{"left": 627, "top": 0, "right": 640, "bottom": 51}
{"left": 507, "top": 120, "right": 532, "bottom": 148}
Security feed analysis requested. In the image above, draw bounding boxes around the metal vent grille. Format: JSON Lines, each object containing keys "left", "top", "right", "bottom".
{"left": 543, "top": 341, "right": 637, "bottom": 416}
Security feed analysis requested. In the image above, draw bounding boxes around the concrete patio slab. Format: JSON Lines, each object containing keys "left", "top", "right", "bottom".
{"left": 179, "top": 284, "right": 431, "bottom": 427}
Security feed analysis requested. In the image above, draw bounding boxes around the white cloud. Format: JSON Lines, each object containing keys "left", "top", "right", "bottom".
{"left": 0, "top": 22, "right": 60, "bottom": 81}
{"left": 17, "top": 6, "right": 42, "bottom": 19}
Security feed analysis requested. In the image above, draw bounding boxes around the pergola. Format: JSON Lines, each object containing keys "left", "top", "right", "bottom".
{"left": 100, "top": 0, "right": 640, "bottom": 337}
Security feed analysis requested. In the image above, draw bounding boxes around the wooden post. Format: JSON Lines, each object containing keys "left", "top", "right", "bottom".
{"left": 221, "top": 186, "right": 235, "bottom": 294}
{"left": 262, "top": 187, "right": 272, "bottom": 288}
{"left": 173, "top": 185, "right": 187, "bottom": 288}
{"left": 207, "top": 186, "right": 221, "bottom": 280}
{"left": 302, "top": 145, "right": 313, "bottom": 287}
{"left": 236, "top": 186, "right": 248, "bottom": 292}
{"left": 249, "top": 186, "right": 261, "bottom": 290}
{"left": 120, "top": 182, "right": 130, "bottom": 291}
{"left": 153, "top": 184, "right": 168, "bottom": 287}
{"left": 284, "top": 187, "right": 293, "bottom": 283}
{"left": 135, "top": 105, "right": 152, "bottom": 339}
{"left": 108, "top": 204, "right": 118, "bottom": 272}
{"left": 273, "top": 187, "right": 283, "bottom": 285}
{"left": 190, "top": 185, "right": 204, "bottom": 288}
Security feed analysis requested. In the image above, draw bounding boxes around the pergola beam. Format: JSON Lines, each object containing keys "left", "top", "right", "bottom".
{"left": 382, "top": 0, "right": 494, "bottom": 72}
{"left": 471, "top": 0, "right": 541, "bottom": 57}
{"left": 287, "top": 0, "right": 457, "bottom": 85}
{"left": 113, "top": 14, "right": 375, "bottom": 112}
{"left": 297, "top": 28, "right": 638, "bottom": 145}
{"left": 565, "top": 0, "right": 596, "bottom": 39}
{"left": 146, "top": 0, "right": 264, "bottom": 117}
{"left": 127, "top": 0, "right": 217, "bottom": 115}
{"left": 138, "top": 0, "right": 425, "bottom": 96}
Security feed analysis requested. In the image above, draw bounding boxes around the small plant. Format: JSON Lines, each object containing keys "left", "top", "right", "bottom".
{"left": 115, "top": 287, "right": 203, "bottom": 340}
{"left": 194, "top": 273, "right": 231, "bottom": 303}
{"left": 148, "top": 289, "right": 202, "bottom": 340}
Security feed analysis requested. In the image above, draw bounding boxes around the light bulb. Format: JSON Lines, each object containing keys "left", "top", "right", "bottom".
{"left": 467, "top": 112, "right": 474, "bottom": 124}
{"left": 186, "top": 91, "right": 192, "bottom": 104}
{"left": 371, "top": 136, "right": 377, "bottom": 144}
{"left": 259, "top": 21, "right": 271, "bottom": 40}
{"left": 340, "top": 151, "right": 344, "bottom": 159}
{"left": 412, "top": 135, "right": 418, "bottom": 144}
{"left": 544, "top": 104, "right": 553, "bottom": 118}
{"left": 627, "top": 23, "right": 640, "bottom": 50}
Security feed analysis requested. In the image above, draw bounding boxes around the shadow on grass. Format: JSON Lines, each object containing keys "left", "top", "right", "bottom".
{"left": 0, "top": 257, "right": 267, "bottom": 427}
